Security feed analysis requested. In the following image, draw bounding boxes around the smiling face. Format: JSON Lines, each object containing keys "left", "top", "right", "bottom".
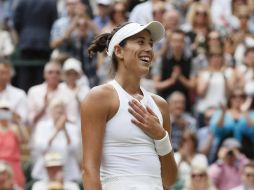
{"left": 116, "top": 30, "right": 154, "bottom": 78}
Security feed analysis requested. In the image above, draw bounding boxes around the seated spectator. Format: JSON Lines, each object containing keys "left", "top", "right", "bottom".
{"left": 209, "top": 88, "right": 248, "bottom": 147}
{"left": 183, "top": 164, "right": 217, "bottom": 190}
{"left": 0, "top": 161, "right": 21, "bottom": 190}
{"left": 30, "top": 98, "right": 81, "bottom": 183}
{"left": 0, "top": 100, "right": 29, "bottom": 189}
{"left": 230, "top": 161, "right": 254, "bottom": 190}
{"left": 27, "top": 61, "right": 79, "bottom": 128}
{"left": 32, "top": 152, "right": 80, "bottom": 190}
{"left": 0, "top": 59, "right": 28, "bottom": 124}
{"left": 167, "top": 91, "right": 197, "bottom": 151}
{"left": 60, "top": 58, "right": 90, "bottom": 105}
{"left": 209, "top": 138, "right": 249, "bottom": 190}
{"left": 172, "top": 129, "right": 208, "bottom": 190}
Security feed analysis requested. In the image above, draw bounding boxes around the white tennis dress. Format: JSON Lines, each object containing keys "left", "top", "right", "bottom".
{"left": 100, "top": 80, "right": 164, "bottom": 190}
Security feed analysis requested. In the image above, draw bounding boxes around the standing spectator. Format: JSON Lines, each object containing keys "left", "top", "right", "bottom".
{"left": 31, "top": 152, "right": 80, "bottom": 190}
{"left": 27, "top": 61, "right": 79, "bottom": 128}
{"left": 230, "top": 161, "right": 254, "bottom": 190}
{"left": 0, "top": 99, "right": 29, "bottom": 189}
{"left": 153, "top": 29, "right": 194, "bottom": 110}
{"left": 167, "top": 91, "right": 197, "bottom": 152}
{"left": 209, "top": 138, "right": 249, "bottom": 190}
{"left": 13, "top": 0, "right": 58, "bottom": 92}
{"left": 0, "top": 59, "right": 27, "bottom": 124}
{"left": 30, "top": 99, "right": 81, "bottom": 183}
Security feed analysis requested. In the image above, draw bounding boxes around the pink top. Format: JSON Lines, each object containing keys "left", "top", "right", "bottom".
{"left": 0, "top": 129, "right": 24, "bottom": 188}
{"left": 0, "top": 129, "right": 20, "bottom": 160}
{"left": 208, "top": 155, "right": 249, "bottom": 190}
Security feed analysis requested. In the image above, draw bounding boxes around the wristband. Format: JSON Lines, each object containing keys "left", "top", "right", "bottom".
{"left": 154, "top": 131, "right": 172, "bottom": 156}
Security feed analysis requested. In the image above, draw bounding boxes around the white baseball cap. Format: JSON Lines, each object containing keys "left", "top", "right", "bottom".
{"left": 63, "top": 58, "right": 82, "bottom": 75}
{"left": 107, "top": 21, "right": 165, "bottom": 57}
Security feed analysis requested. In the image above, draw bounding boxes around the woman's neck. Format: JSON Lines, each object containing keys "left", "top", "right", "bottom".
{"left": 114, "top": 75, "right": 141, "bottom": 96}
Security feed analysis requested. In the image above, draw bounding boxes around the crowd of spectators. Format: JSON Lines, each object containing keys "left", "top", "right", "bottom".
{"left": 0, "top": 0, "right": 254, "bottom": 189}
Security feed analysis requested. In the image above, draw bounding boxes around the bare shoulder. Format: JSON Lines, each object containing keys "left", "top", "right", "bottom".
{"left": 81, "top": 83, "right": 118, "bottom": 120}
{"left": 150, "top": 93, "right": 169, "bottom": 113}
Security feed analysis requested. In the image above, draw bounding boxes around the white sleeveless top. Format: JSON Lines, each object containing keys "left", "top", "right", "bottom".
{"left": 100, "top": 80, "right": 163, "bottom": 181}
{"left": 196, "top": 69, "right": 232, "bottom": 113}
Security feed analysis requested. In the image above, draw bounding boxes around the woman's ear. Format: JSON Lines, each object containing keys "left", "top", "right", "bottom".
{"left": 114, "top": 45, "right": 124, "bottom": 60}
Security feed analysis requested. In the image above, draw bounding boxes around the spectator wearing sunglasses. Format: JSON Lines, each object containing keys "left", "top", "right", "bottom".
{"left": 231, "top": 161, "right": 254, "bottom": 190}
{"left": 183, "top": 164, "right": 217, "bottom": 190}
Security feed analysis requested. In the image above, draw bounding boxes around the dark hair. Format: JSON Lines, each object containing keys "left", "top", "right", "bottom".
{"left": 88, "top": 22, "right": 130, "bottom": 71}
{"left": 179, "top": 129, "right": 198, "bottom": 150}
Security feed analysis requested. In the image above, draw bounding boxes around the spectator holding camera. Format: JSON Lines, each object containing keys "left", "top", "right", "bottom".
{"left": 208, "top": 138, "right": 249, "bottom": 190}
{"left": 0, "top": 99, "right": 29, "bottom": 189}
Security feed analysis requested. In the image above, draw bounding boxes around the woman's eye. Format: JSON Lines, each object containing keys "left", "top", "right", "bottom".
{"left": 138, "top": 40, "right": 144, "bottom": 45}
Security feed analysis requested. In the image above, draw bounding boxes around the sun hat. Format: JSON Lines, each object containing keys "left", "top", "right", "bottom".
{"left": 222, "top": 138, "right": 242, "bottom": 149}
{"left": 107, "top": 21, "right": 165, "bottom": 57}
{"left": 97, "top": 0, "right": 112, "bottom": 6}
{"left": 44, "top": 152, "right": 63, "bottom": 167}
{"left": 0, "top": 99, "right": 11, "bottom": 109}
{"left": 63, "top": 58, "right": 82, "bottom": 75}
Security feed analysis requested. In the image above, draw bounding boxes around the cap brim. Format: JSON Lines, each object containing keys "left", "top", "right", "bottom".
{"left": 126, "top": 21, "right": 165, "bottom": 43}
{"left": 143, "top": 21, "right": 165, "bottom": 42}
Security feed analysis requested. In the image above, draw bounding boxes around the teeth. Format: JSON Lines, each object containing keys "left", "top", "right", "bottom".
{"left": 140, "top": 56, "right": 150, "bottom": 62}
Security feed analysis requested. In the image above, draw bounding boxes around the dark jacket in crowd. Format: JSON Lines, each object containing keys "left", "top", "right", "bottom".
{"left": 13, "top": 0, "right": 58, "bottom": 53}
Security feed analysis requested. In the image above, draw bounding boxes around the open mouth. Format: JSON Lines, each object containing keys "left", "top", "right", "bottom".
{"left": 140, "top": 56, "right": 151, "bottom": 65}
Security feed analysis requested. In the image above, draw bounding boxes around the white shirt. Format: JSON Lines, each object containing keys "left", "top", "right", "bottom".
{"left": 30, "top": 119, "right": 81, "bottom": 181}
{"left": 32, "top": 180, "right": 80, "bottom": 190}
{"left": 0, "top": 84, "right": 28, "bottom": 123}
{"left": 195, "top": 69, "right": 233, "bottom": 113}
{"left": 27, "top": 83, "right": 79, "bottom": 126}
{"left": 101, "top": 80, "right": 163, "bottom": 180}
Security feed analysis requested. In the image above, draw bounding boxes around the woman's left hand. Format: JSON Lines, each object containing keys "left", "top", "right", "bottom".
{"left": 128, "top": 99, "right": 166, "bottom": 140}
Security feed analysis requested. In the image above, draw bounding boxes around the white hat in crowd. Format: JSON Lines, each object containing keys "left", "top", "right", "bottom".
{"left": 63, "top": 58, "right": 83, "bottom": 75}
{"left": 0, "top": 99, "right": 11, "bottom": 110}
{"left": 44, "top": 152, "right": 63, "bottom": 167}
{"left": 96, "top": 0, "right": 112, "bottom": 6}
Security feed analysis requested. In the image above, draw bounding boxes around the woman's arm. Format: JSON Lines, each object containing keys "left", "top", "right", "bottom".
{"left": 81, "top": 85, "right": 116, "bottom": 190}
{"left": 155, "top": 96, "right": 178, "bottom": 189}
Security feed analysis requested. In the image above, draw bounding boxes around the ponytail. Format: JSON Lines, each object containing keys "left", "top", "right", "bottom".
{"left": 88, "top": 33, "right": 111, "bottom": 57}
